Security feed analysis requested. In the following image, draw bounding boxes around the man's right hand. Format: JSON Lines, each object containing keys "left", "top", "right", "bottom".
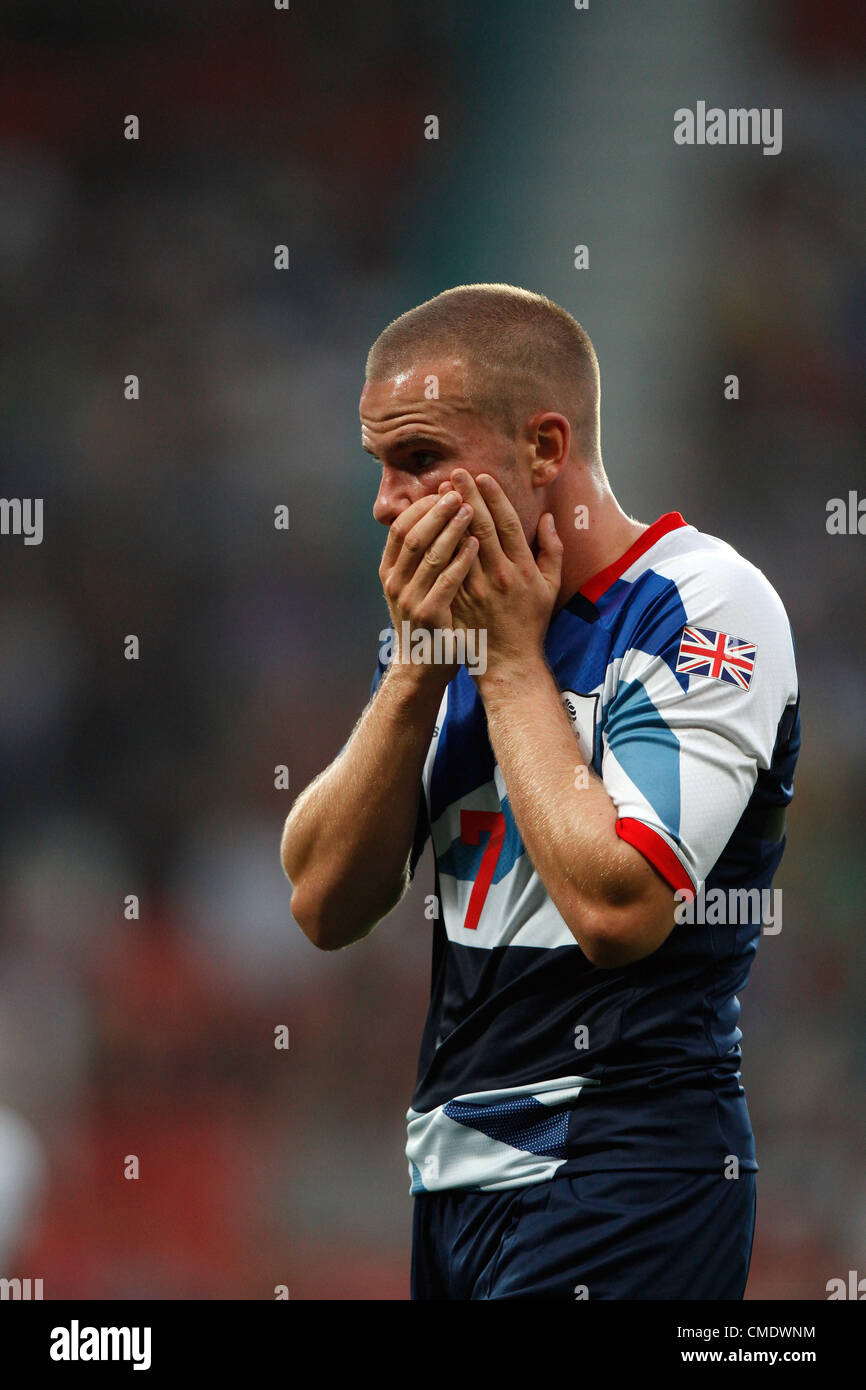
{"left": 379, "top": 491, "right": 478, "bottom": 679}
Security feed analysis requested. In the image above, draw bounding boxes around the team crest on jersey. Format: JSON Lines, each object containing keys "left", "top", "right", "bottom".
{"left": 560, "top": 690, "right": 599, "bottom": 764}
{"left": 675, "top": 626, "right": 757, "bottom": 690}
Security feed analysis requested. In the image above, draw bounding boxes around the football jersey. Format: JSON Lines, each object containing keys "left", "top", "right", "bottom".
{"left": 369, "top": 511, "right": 800, "bottom": 1193}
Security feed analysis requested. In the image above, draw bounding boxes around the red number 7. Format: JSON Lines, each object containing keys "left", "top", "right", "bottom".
{"left": 459, "top": 810, "right": 506, "bottom": 931}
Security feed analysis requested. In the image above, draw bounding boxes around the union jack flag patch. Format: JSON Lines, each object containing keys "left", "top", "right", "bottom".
{"left": 675, "top": 626, "right": 757, "bottom": 690}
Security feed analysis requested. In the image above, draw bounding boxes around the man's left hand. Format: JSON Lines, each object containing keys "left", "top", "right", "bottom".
{"left": 444, "top": 470, "right": 563, "bottom": 683}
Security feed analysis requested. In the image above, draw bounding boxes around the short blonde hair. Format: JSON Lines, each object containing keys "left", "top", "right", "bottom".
{"left": 365, "top": 283, "right": 601, "bottom": 462}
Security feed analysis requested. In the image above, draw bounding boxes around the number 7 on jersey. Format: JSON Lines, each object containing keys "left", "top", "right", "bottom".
{"left": 459, "top": 809, "right": 506, "bottom": 931}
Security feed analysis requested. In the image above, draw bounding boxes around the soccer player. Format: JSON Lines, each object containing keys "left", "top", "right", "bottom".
{"left": 280, "top": 284, "right": 800, "bottom": 1300}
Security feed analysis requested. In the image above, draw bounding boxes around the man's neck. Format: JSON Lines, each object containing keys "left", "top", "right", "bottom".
{"left": 553, "top": 481, "right": 648, "bottom": 612}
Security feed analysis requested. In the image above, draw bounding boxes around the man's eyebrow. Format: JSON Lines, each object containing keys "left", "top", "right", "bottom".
{"left": 361, "top": 433, "right": 446, "bottom": 459}
{"left": 361, "top": 428, "right": 450, "bottom": 461}
{"left": 387, "top": 433, "right": 447, "bottom": 453}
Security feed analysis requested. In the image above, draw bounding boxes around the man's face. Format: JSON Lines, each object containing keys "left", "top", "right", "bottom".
{"left": 360, "top": 357, "right": 537, "bottom": 540}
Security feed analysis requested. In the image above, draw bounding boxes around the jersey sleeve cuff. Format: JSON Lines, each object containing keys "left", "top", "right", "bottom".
{"left": 614, "top": 817, "right": 697, "bottom": 898}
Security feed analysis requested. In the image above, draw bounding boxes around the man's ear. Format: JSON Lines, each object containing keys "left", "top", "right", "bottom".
{"left": 528, "top": 412, "right": 570, "bottom": 487}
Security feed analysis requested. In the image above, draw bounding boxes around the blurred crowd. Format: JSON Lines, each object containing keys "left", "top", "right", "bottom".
{"left": 0, "top": 0, "right": 862, "bottom": 1298}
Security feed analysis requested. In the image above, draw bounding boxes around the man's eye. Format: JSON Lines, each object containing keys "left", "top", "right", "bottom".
{"left": 412, "top": 452, "right": 439, "bottom": 469}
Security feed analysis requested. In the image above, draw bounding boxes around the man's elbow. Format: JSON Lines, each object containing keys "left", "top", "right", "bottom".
{"left": 280, "top": 813, "right": 410, "bottom": 950}
{"left": 286, "top": 882, "right": 351, "bottom": 951}
{"left": 578, "top": 924, "right": 644, "bottom": 969}
{"left": 287, "top": 876, "right": 399, "bottom": 952}
{"left": 279, "top": 819, "right": 333, "bottom": 946}
{"left": 289, "top": 886, "right": 345, "bottom": 951}
{"left": 570, "top": 892, "right": 676, "bottom": 969}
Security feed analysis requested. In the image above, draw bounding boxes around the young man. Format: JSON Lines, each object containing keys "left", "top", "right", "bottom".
{"left": 281, "top": 284, "right": 800, "bottom": 1300}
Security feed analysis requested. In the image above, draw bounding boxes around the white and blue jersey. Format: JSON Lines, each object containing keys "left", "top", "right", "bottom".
{"left": 370, "top": 512, "right": 800, "bottom": 1195}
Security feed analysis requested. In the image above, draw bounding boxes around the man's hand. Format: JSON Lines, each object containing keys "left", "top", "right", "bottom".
{"left": 444, "top": 470, "right": 563, "bottom": 682}
{"left": 379, "top": 489, "right": 479, "bottom": 682}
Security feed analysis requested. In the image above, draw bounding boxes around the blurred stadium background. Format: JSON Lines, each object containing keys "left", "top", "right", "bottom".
{"left": 0, "top": 0, "right": 863, "bottom": 1298}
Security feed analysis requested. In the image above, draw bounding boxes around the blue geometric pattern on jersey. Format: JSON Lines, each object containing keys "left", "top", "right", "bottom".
{"left": 603, "top": 679, "right": 682, "bottom": 836}
{"left": 546, "top": 608, "right": 606, "bottom": 694}
{"left": 427, "top": 575, "right": 687, "bottom": 824}
{"left": 603, "top": 571, "right": 691, "bottom": 690}
{"left": 437, "top": 795, "right": 523, "bottom": 886}
{"left": 429, "top": 672, "right": 495, "bottom": 824}
{"left": 409, "top": 1160, "right": 425, "bottom": 1195}
{"left": 443, "top": 1096, "right": 570, "bottom": 1158}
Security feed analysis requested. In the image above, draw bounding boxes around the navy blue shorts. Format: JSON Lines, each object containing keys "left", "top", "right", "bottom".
{"left": 411, "top": 1168, "right": 756, "bottom": 1300}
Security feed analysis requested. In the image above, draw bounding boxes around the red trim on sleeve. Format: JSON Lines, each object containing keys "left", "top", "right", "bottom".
{"left": 615, "top": 817, "right": 695, "bottom": 898}
{"left": 579, "top": 512, "right": 688, "bottom": 603}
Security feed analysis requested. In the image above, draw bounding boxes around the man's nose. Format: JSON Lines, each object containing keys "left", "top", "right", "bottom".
{"left": 373, "top": 470, "right": 412, "bottom": 528}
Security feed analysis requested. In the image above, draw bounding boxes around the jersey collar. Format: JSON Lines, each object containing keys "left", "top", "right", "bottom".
{"left": 574, "top": 510, "right": 688, "bottom": 606}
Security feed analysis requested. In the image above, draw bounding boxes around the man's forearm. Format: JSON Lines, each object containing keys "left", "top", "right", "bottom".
{"left": 281, "top": 663, "right": 445, "bottom": 949}
{"left": 477, "top": 653, "right": 675, "bottom": 965}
